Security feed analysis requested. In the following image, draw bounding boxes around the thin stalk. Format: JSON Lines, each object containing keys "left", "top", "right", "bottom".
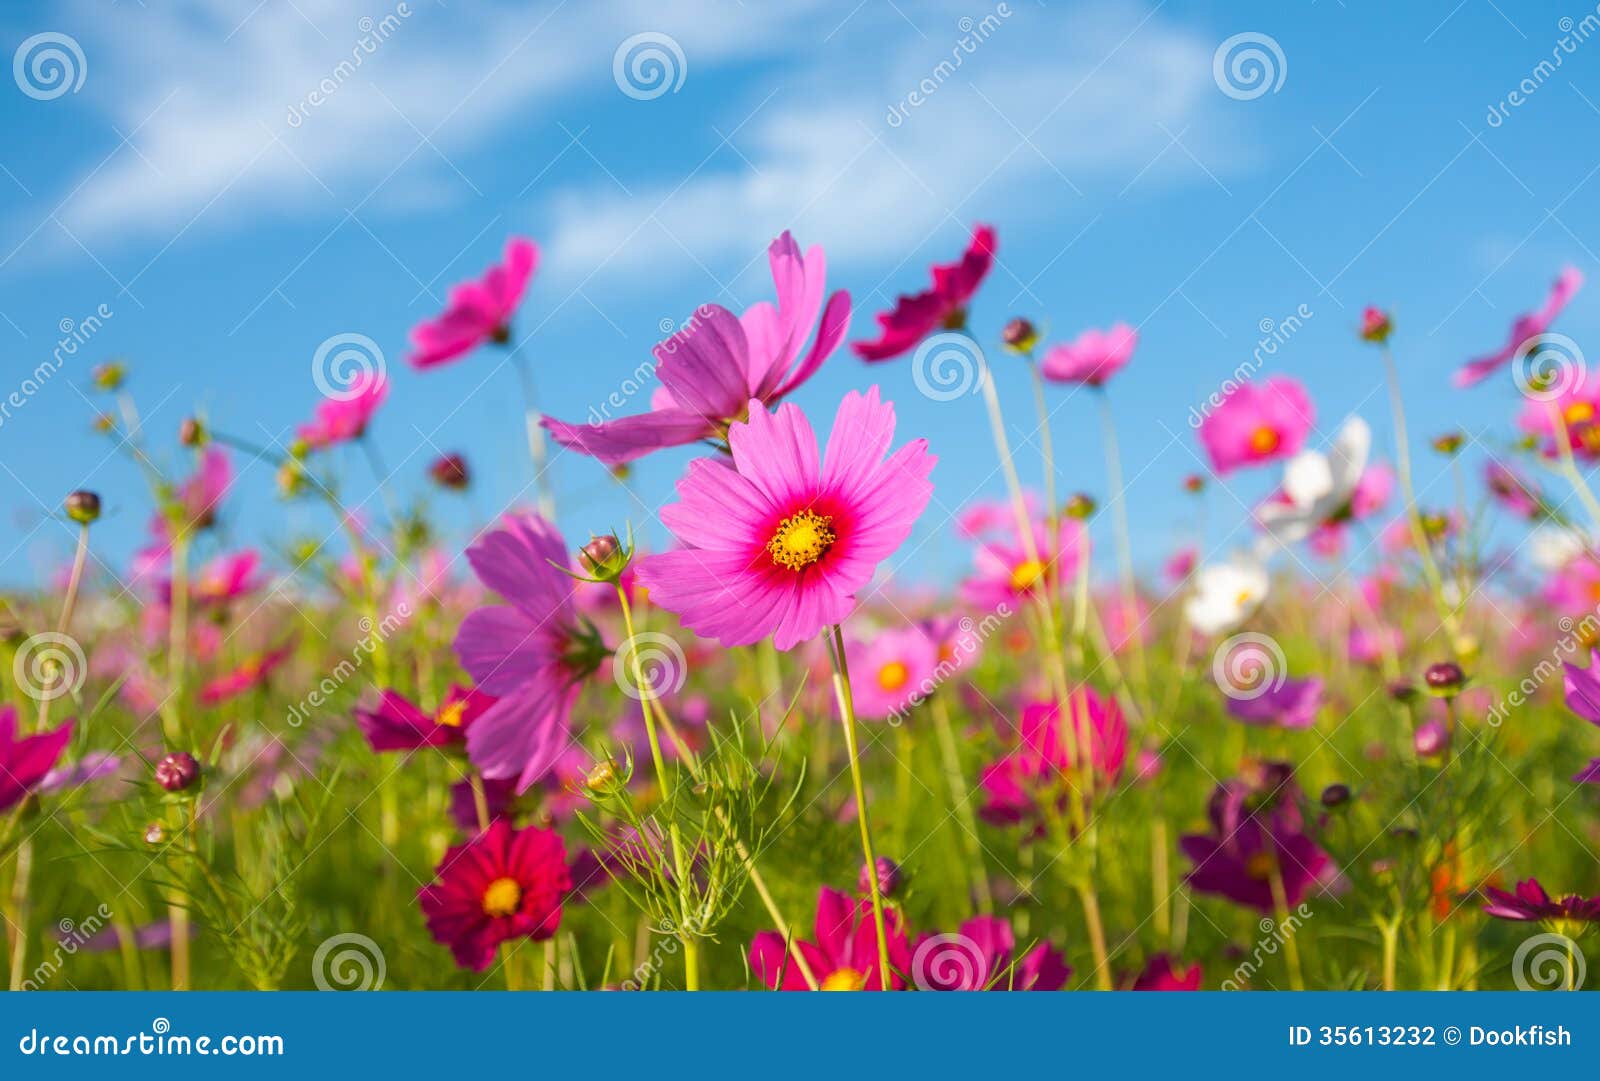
{"left": 1096, "top": 388, "right": 1149, "bottom": 694}
{"left": 828, "top": 625, "right": 892, "bottom": 984}
{"left": 1268, "top": 859, "right": 1306, "bottom": 991}
{"left": 510, "top": 351, "right": 557, "bottom": 521}
{"left": 930, "top": 694, "right": 993, "bottom": 914}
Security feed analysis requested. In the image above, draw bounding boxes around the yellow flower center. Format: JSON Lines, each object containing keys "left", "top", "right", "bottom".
{"left": 1010, "top": 558, "right": 1045, "bottom": 592}
{"left": 1565, "top": 401, "right": 1595, "bottom": 427}
{"left": 1234, "top": 588, "right": 1253, "bottom": 608}
{"left": 820, "top": 967, "right": 867, "bottom": 991}
{"left": 1249, "top": 426, "right": 1281, "bottom": 455}
{"left": 1245, "top": 851, "right": 1277, "bottom": 881}
{"left": 877, "top": 661, "right": 910, "bottom": 692}
{"left": 766, "top": 510, "right": 836, "bottom": 571}
{"left": 481, "top": 877, "right": 522, "bottom": 918}
{"left": 435, "top": 700, "right": 467, "bottom": 728}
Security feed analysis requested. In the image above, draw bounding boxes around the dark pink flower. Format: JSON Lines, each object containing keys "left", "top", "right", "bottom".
{"left": 1224, "top": 675, "right": 1324, "bottom": 730}
{"left": 356, "top": 684, "right": 496, "bottom": 753}
{"left": 1180, "top": 768, "right": 1340, "bottom": 914}
{"left": 1039, "top": 322, "right": 1137, "bottom": 386}
{"left": 1562, "top": 648, "right": 1600, "bottom": 724}
{"left": 636, "top": 388, "right": 935, "bottom": 651}
{"left": 853, "top": 225, "right": 996, "bottom": 361}
{"left": 1132, "top": 954, "right": 1203, "bottom": 990}
{"left": 297, "top": 371, "right": 388, "bottom": 449}
{"left": 980, "top": 691, "right": 1128, "bottom": 826}
{"left": 0, "top": 706, "right": 73, "bottom": 812}
{"left": 1482, "top": 878, "right": 1600, "bottom": 923}
{"left": 1359, "top": 306, "right": 1392, "bottom": 344}
{"left": 417, "top": 819, "right": 569, "bottom": 971}
{"left": 1518, "top": 369, "right": 1600, "bottom": 459}
{"left": 409, "top": 237, "right": 538, "bottom": 369}
{"left": 1197, "top": 376, "right": 1314, "bottom": 475}
{"left": 749, "top": 885, "right": 912, "bottom": 990}
{"left": 544, "top": 232, "right": 850, "bottom": 467}
{"left": 198, "top": 640, "right": 294, "bottom": 705}
{"left": 162, "top": 549, "right": 261, "bottom": 608}
{"left": 1455, "top": 266, "right": 1583, "bottom": 387}
{"left": 913, "top": 915, "right": 1070, "bottom": 990}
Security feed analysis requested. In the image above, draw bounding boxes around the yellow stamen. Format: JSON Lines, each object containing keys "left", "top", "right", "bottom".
{"left": 1565, "top": 401, "right": 1595, "bottom": 427}
{"left": 1234, "top": 589, "right": 1253, "bottom": 608}
{"left": 820, "top": 967, "right": 867, "bottom": 991}
{"left": 766, "top": 510, "right": 836, "bottom": 571}
{"left": 435, "top": 700, "right": 467, "bottom": 728}
{"left": 1249, "top": 426, "right": 1281, "bottom": 455}
{"left": 1010, "top": 558, "right": 1045, "bottom": 593}
{"left": 877, "top": 661, "right": 910, "bottom": 692}
{"left": 481, "top": 876, "right": 522, "bottom": 918}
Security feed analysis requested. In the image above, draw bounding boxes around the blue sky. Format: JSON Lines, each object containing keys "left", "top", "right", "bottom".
{"left": 2, "top": 0, "right": 1597, "bottom": 591}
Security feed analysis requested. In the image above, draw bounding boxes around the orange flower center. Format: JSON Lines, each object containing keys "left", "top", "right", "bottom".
{"left": 766, "top": 510, "right": 836, "bottom": 571}
{"left": 1010, "top": 558, "right": 1045, "bottom": 593}
{"left": 481, "top": 876, "right": 522, "bottom": 918}
{"left": 1245, "top": 851, "right": 1277, "bottom": 881}
{"left": 435, "top": 700, "right": 467, "bottom": 728}
{"left": 820, "top": 967, "right": 867, "bottom": 991}
{"left": 1565, "top": 401, "right": 1595, "bottom": 427}
{"left": 1249, "top": 426, "right": 1281, "bottom": 455}
{"left": 878, "top": 661, "right": 910, "bottom": 692}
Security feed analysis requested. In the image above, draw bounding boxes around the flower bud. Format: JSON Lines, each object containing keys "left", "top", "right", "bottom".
{"left": 1387, "top": 679, "right": 1418, "bottom": 704}
{"left": 429, "top": 452, "right": 470, "bottom": 491}
{"left": 1063, "top": 493, "right": 1097, "bottom": 520}
{"left": 1431, "top": 431, "right": 1463, "bottom": 456}
{"left": 91, "top": 361, "right": 125, "bottom": 391}
{"left": 1001, "top": 317, "right": 1038, "bottom": 354}
{"left": 154, "top": 751, "right": 200, "bottom": 792}
{"left": 858, "top": 856, "right": 902, "bottom": 899}
{"left": 1413, "top": 719, "right": 1449, "bottom": 758}
{"left": 1359, "top": 306, "right": 1392, "bottom": 344}
{"left": 584, "top": 758, "right": 621, "bottom": 796}
{"left": 580, "top": 534, "right": 628, "bottom": 581}
{"left": 1423, "top": 661, "right": 1466, "bottom": 697}
{"left": 92, "top": 412, "right": 116, "bottom": 434}
{"left": 179, "top": 417, "right": 206, "bottom": 447}
{"left": 64, "top": 490, "right": 100, "bottom": 525}
{"left": 1183, "top": 474, "right": 1205, "bottom": 494}
{"left": 1319, "top": 783, "right": 1352, "bottom": 809}
{"left": 143, "top": 822, "right": 166, "bottom": 845}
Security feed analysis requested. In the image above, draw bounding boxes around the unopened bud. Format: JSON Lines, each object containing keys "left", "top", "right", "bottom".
{"left": 1431, "top": 432, "right": 1463, "bottom": 455}
{"left": 429, "top": 453, "right": 470, "bottom": 491}
{"left": 580, "top": 534, "right": 627, "bottom": 581}
{"left": 91, "top": 361, "right": 125, "bottom": 391}
{"left": 1183, "top": 474, "right": 1205, "bottom": 494}
{"left": 858, "top": 856, "right": 902, "bottom": 899}
{"left": 1359, "top": 306, "right": 1392, "bottom": 344}
{"left": 1001, "top": 317, "right": 1038, "bottom": 354}
{"left": 1423, "top": 661, "right": 1466, "bottom": 697}
{"left": 154, "top": 751, "right": 200, "bottom": 792}
{"left": 64, "top": 490, "right": 100, "bottom": 525}
{"left": 179, "top": 417, "right": 206, "bottom": 447}
{"left": 1063, "top": 493, "right": 1097, "bottom": 520}
{"left": 1319, "top": 783, "right": 1352, "bottom": 809}
{"left": 1413, "top": 719, "right": 1450, "bottom": 758}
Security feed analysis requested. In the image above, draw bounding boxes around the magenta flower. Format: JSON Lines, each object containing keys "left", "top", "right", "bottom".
{"left": 198, "top": 640, "right": 295, "bottom": 705}
{"left": 853, "top": 224, "right": 996, "bottom": 361}
{"left": 408, "top": 237, "right": 538, "bottom": 369}
{"left": 1132, "top": 954, "right": 1203, "bottom": 990}
{"left": 160, "top": 549, "right": 261, "bottom": 609}
{"left": 544, "top": 232, "right": 850, "bottom": 467}
{"left": 980, "top": 691, "right": 1128, "bottom": 826}
{"left": 417, "top": 819, "right": 569, "bottom": 971}
{"left": 1455, "top": 266, "right": 1583, "bottom": 387}
{"left": 1224, "top": 676, "right": 1324, "bottom": 729}
{"left": 1482, "top": 878, "right": 1600, "bottom": 923}
{"left": 1518, "top": 369, "right": 1600, "bottom": 459}
{"left": 914, "top": 915, "right": 1070, "bottom": 990}
{"left": 960, "top": 515, "right": 1084, "bottom": 611}
{"left": 1164, "top": 545, "right": 1197, "bottom": 584}
{"left": 636, "top": 387, "right": 935, "bottom": 651}
{"left": 1359, "top": 306, "right": 1392, "bottom": 344}
{"left": 1574, "top": 758, "right": 1600, "bottom": 784}
{"left": 0, "top": 706, "right": 73, "bottom": 813}
{"left": 297, "top": 371, "right": 388, "bottom": 450}
{"left": 1197, "top": 376, "right": 1314, "bottom": 475}
{"left": 749, "top": 885, "right": 912, "bottom": 990}
{"left": 1039, "top": 322, "right": 1137, "bottom": 386}
{"left": 1562, "top": 648, "right": 1600, "bottom": 724}
{"left": 177, "top": 446, "right": 232, "bottom": 531}
{"left": 454, "top": 514, "right": 603, "bottom": 791}
{"left": 1180, "top": 769, "right": 1340, "bottom": 914}
{"left": 356, "top": 684, "right": 496, "bottom": 753}
{"left": 845, "top": 623, "right": 938, "bottom": 720}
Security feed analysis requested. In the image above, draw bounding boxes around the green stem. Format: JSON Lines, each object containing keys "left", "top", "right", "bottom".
{"left": 828, "top": 625, "right": 892, "bottom": 985}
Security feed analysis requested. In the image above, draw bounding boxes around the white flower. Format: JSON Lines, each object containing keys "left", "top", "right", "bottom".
{"left": 1256, "top": 416, "right": 1371, "bottom": 549}
{"left": 1184, "top": 553, "right": 1270, "bottom": 635}
{"left": 1530, "top": 523, "right": 1594, "bottom": 572}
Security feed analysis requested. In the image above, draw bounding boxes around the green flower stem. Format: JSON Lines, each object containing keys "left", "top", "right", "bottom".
{"left": 828, "top": 625, "right": 893, "bottom": 984}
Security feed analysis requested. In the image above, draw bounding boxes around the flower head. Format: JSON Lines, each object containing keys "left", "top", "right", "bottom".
{"left": 1455, "top": 266, "right": 1583, "bottom": 387}
{"left": 914, "top": 916, "right": 1070, "bottom": 990}
{"left": 356, "top": 684, "right": 496, "bottom": 753}
{"left": 749, "top": 885, "right": 912, "bottom": 990}
{"left": 1197, "top": 376, "right": 1314, "bottom": 474}
{"left": 1224, "top": 675, "right": 1324, "bottom": 730}
{"left": 846, "top": 623, "right": 939, "bottom": 720}
{"left": 409, "top": 237, "right": 538, "bottom": 369}
{"left": 417, "top": 819, "right": 569, "bottom": 971}
{"left": 0, "top": 706, "right": 73, "bottom": 813}
{"left": 1359, "top": 306, "right": 1392, "bottom": 344}
{"left": 1039, "top": 322, "right": 1137, "bottom": 387}
{"left": 297, "top": 371, "right": 388, "bottom": 450}
{"left": 198, "top": 640, "right": 294, "bottom": 705}
{"left": 853, "top": 225, "right": 996, "bottom": 361}
{"left": 1180, "top": 767, "right": 1340, "bottom": 914}
{"left": 1518, "top": 369, "right": 1600, "bottom": 459}
{"left": 1482, "top": 878, "right": 1600, "bottom": 924}
{"left": 980, "top": 690, "right": 1127, "bottom": 827}
{"left": 636, "top": 387, "right": 934, "bottom": 651}
{"left": 544, "top": 232, "right": 850, "bottom": 467}
{"left": 961, "top": 515, "right": 1084, "bottom": 611}
{"left": 1132, "top": 954, "right": 1203, "bottom": 990}
{"left": 1184, "top": 552, "right": 1268, "bottom": 635}
{"left": 1256, "top": 417, "right": 1390, "bottom": 553}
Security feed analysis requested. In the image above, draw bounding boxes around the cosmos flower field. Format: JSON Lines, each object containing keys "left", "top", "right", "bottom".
{"left": 4, "top": 224, "right": 1599, "bottom": 994}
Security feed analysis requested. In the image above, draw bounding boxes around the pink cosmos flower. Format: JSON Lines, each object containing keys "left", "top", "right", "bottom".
{"left": 749, "top": 885, "right": 912, "bottom": 990}
{"left": 914, "top": 915, "right": 1071, "bottom": 990}
{"left": 1039, "top": 322, "right": 1137, "bottom": 386}
{"left": 1486, "top": 461, "right": 1543, "bottom": 518}
{"left": 853, "top": 225, "right": 997, "bottom": 361}
{"left": 417, "top": 818, "right": 569, "bottom": 971}
{"left": 297, "top": 371, "right": 388, "bottom": 450}
{"left": 0, "top": 706, "right": 73, "bottom": 813}
{"left": 544, "top": 232, "right": 850, "bottom": 467}
{"left": 636, "top": 388, "right": 935, "bottom": 651}
{"left": 1223, "top": 675, "right": 1324, "bottom": 729}
{"left": 1132, "top": 954, "right": 1203, "bottom": 990}
{"left": 961, "top": 516, "right": 1085, "bottom": 611}
{"left": 1181, "top": 766, "right": 1340, "bottom": 914}
{"left": 408, "top": 237, "right": 538, "bottom": 369}
{"left": 1455, "top": 266, "right": 1583, "bottom": 387}
{"left": 1574, "top": 758, "right": 1600, "bottom": 784}
{"left": 1164, "top": 545, "right": 1198, "bottom": 584}
{"left": 356, "top": 684, "right": 496, "bottom": 753}
{"left": 1359, "top": 306, "right": 1392, "bottom": 344}
{"left": 161, "top": 550, "right": 261, "bottom": 608}
{"left": 454, "top": 514, "right": 604, "bottom": 792}
{"left": 198, "top": 640, "right": 295, "bottom": 705}
{"left": 846, "top": 623, "right": 939, "bottom": 720}
{"left": 1482, "top": 878, "right": 1600, "bottom": 923}
{"left": 1197, "top": 376, "right": 1314, "bottom": 475}
{"left": 980, "top": 690, "right": 1128, "bottom": 826}
{"left": 1347, "top": 622, "right": 1402, "bottom": 667}
{"left": 1562, "top": 647, "right": 1600, "bottom": 724}
{"left": 954, "top": 492, "right": 1040, "bottom": 540}
{"left": 1517, "top": 369, "right": 1600, "bottom": 459}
